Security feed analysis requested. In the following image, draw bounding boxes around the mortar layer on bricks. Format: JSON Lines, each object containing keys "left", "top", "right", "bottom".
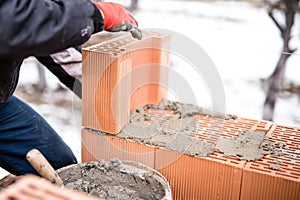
{"left": 83, "top": 99, "right": 295, "bottom": 200}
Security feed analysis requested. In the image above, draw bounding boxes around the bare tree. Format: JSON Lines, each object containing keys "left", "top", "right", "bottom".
{"left": 35, "top": 62, "right": 47, "bottom": 92}
{"left": 263, "top": 0, "right": 300, "bottom": 121}
{"left": 129, "top": 0, "right": 139, "bottom": 12}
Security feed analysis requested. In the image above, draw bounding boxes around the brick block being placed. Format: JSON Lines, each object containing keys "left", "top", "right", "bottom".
{"left": 82, "top": 31, "right": 170, "bottom": 134}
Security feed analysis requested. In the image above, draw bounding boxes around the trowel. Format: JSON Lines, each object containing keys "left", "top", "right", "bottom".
{"left": 26, "top": 149, "right": 63, "bottom": 187}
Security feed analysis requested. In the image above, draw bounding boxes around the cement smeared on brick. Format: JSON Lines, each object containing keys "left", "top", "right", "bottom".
{"left": 58, "top": 159, "right": 166, "bottom": 200}
{"left": 118, "top": 99, "right": 222, "bottom": 157}
{"left": 216, "top": 131, "right": 284, "bottom": 161}
{"left": 118, "top": 100, "right": 284, "bottom": 161}
{"left": 269, "top": 164, "right": 281, "bottom": 170}
{"left": 145, "top": 99, "right": 237, "bottom": 119}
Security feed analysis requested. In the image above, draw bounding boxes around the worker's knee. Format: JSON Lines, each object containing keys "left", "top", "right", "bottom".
{"left": 0, "top": 96, "right": 77, "bottom": 175}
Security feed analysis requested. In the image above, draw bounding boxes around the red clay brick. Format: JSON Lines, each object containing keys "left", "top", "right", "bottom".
{"left": 240, "top": 124, "right": 300, "bottom": 200}
{"left": 81, "top": 129, "right": 156, "bottom": 169}
{"left": 155, "top": 148, "right": 244, "bottom": 200}
{"left": 152, "top": 113, "right": 259, "bottom": 200}
{"left": 82, "top": 106, "right": 272, "bottom": 199}
{"left": 82, "top": 31, "right": 171, "bottom": 134}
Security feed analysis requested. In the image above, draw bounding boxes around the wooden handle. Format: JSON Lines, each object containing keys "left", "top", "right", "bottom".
{"left": 26, "top": 149, "right": 63, "bottom": 186}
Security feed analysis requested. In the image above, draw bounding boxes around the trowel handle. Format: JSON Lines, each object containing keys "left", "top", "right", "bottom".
{"left": 26, "top": 149, "right": 63, "bottom": 186}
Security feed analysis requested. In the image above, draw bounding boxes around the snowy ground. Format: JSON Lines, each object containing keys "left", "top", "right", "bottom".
{"left": 1, "top": 0, "right": 300, "bottom": 178}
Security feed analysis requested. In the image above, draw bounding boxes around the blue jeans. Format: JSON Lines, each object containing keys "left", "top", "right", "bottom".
{"left": 0, "top": 96, "right": 77, "bottom": 175}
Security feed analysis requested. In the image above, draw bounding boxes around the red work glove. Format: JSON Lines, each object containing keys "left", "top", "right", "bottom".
{"left": 94, "top": 2, "right": 142, "bottom": 40}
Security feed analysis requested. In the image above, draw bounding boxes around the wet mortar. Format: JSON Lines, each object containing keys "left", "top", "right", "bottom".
{"left": 216, "top": 131, "right": 284, "bottom": 161}
{"left": 117, "top": 99, "right": 284, "bottom": 160}
{"left": 118, "top": 99, "right": 227, "bottom": 157}
{"left": 58, "top": 159, "right": 166, "bottom": 200}
{"left": 269, "top": 164, "right": 281, "bottom": 170}
{"left": 144, "top": 99, "right": 237, "bottom": 120}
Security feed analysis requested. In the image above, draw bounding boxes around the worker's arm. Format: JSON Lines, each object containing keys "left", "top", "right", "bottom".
{"left": 0, "top": 0, "right": 103, "bottom": 59}
{"left": 0, "top": 0, "right": 141, "bottom": 59}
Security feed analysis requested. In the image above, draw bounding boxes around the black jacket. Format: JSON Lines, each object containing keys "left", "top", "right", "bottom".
{"left": 0, "top": 0, "right": 104, "bottom": 106}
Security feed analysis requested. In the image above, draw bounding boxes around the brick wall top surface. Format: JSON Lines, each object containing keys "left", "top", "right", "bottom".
{"left": 119, "top": 107, "right": 300, "bottom": 180}
{"left": 244, "top": 124, "right": 300, "bottom": 182}
{"left": 125, "top": 108, "right": 273, "bottom": 167}
{"left": 84, "top": 30, "right": 167, "bottom": 56}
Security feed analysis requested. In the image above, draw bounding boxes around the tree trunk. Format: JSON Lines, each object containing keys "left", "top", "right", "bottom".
{"left": 262, "top": 53, "right": 290, "bottom": 120}
{"left": 36, "top": 63, "right": 47, "bottom": 92}
{"left": 262, "top": 0, "right": 297, "bottom": 121}
{"left": 129, "top": 0, "right": 139, "bottom": 11}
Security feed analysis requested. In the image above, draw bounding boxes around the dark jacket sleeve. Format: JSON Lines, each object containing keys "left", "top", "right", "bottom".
{"left": 0, "top": 0, "right": 103, "bottom": 59}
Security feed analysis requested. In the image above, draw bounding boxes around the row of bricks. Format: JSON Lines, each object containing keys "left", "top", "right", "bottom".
{"left": 81, "top": 31, "right": 299, "bottom": 199}
{"left": 81, "top": 115, "right": 300, "bottom": 200}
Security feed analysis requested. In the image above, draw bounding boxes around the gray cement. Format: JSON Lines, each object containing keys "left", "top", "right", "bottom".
{"left": 89, "top": 100, "right": 285, "bottom": 163}
{"left": 269, "top": 164, "right": 281, "bottom": 170}
{"left": 58, "top": 159, "right": 166, "bottom": 200}
{"left": 216, "top": 131, "right": 285, "bottom": 161}
{"left": 118, "top": 101, "right": 217, "bottom": 157}
{"left": 144, "top": 99, "right": 237, "bottom": 119}
{"left": 118, "top": 100, "right": 286, "bottom": 161}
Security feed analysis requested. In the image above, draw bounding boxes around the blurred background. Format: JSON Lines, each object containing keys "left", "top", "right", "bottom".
{"left": 1, "top": 0, "right": 299, "bottom": 177}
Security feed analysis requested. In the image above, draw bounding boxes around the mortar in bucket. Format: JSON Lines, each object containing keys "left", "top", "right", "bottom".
{"left": 57, "top": 158, "right": 172, "bottom": 200}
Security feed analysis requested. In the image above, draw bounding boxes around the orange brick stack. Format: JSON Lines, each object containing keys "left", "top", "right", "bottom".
{"left": 81, "top": 32, "right": 299, "bottom": 200}
{"left": 82, "top": 106, "right": 300, "bottom": 200}
{"left": 82, "top": 31, "right": 170, "bottom": 134}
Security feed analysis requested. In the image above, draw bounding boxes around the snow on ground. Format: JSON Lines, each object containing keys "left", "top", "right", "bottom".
{"left": 1, "top": 0, "right": 300, "bottom": 179}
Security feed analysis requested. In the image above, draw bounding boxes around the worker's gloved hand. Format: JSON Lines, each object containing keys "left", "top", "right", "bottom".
{"left": 94, "top": 2, "right": 142, "bottom": 40}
